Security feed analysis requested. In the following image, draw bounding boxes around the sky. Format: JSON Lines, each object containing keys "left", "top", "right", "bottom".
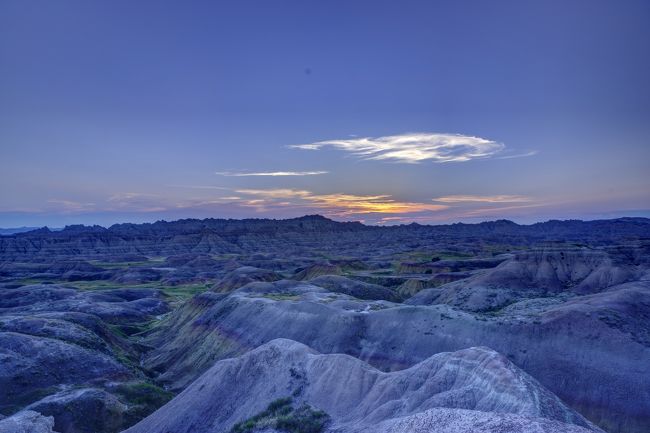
{"left": 1, "top": 0, "right": 649, "bottom": 227}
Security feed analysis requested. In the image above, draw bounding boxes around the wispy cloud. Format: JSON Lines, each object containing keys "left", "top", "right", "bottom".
{"left": 309, "top": 193, "right": 447, "bottom": 216}
{"left": 29, "top": 188, "right": 545, "bottom": 226}
{"left": 235, "top": 188, "right": 448, "bottom": 216}
{"left": 47, "top": 199, "right": 96, "bottom": 213}
{"left": 376, "top": 215, "right": 448, "bottom": 225}
{"left": 460, "top": 202, "right": 549, "bottom": 217}
{"left": 432, "top": 195, "right": 531, "bottom": 203}
{"left": 215, "top": 170, "right": 328, "bottom": 176}
{"left": 166, "top": 185, "right": 231, "bottom": 190}
{"left": 105, "top": 193, "right": 167, "bottom": 212}
{"left": 495, "top": 150, "right": 539, "bottom": 160}
{"left": 107, "top": 192, "right": 158, "bottom": 202}
{"left": 289, "top": 132, "right": 505, "bottom": 164}
{"left": 235, "top": 189, "right": 312, "bottom": 199}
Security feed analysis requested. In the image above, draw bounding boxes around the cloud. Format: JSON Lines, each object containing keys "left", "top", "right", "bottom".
{"left": 31, "top": 188, "right": 542, "bottom": 226}
{"left": 235, "top": 189, "right": 312, "bottom": 199}
{"left": 166, "top": 185, "right": 231, "bottom": 190}
{"left": 236, "top": 188, "right": 448, "bottom": 216}
{"left": 105, "top": 193, "right": 168, "bottom": 212}
{"left": 215, "top": 170, "right": 328, "bottom": 176}
{"left": 309, "top": 193, "right": 448, "bottom": 215}
{"left": 289, "top": 133, "right": 504, "bottom": 164}
{"left": 46, "top": 199, "right": 96, "bottom": 213}
{"left": 376, "top": 215, "right": 447, "bottom": 225}
{"left": 460, "top": 202, "right": 549, "bottom": 217}
{"left": 107, "top": 192, "right": 158, "bottom": 202}
{"left": 495, "top": 150, "right": 539, "bottom": 160}
{"left": 432, "top": 195, "right": 531, "bottom": 203}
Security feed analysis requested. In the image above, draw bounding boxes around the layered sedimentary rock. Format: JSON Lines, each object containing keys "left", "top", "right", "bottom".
{"left": 1, "top": 216, "right": 648, "bottom": 433}
{"left": 211, "top": 266, "right": 282, "bottom": 293}
{"left": 308, "top": 275, "right": 400, "bottom": 301}
{"left": 408, "top": 246, "right": 648, "bottom": 311}
{"left": 143, "top": 279, "right": 650, "bottom": 433}
{"left": 0, "top": 284, "right": 171, "bottom": 433}
{"left": 2, "top": 216, "right": 648, "bottom": 262}
{"left": 126, "top": 339, "right": 601, "bottom": 433}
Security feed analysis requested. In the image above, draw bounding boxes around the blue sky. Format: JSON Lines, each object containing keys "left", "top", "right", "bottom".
{"left": 1, "top": 0, "right": 649, "bottom": 227}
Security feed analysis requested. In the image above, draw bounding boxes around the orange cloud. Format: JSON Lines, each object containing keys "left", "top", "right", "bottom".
{"left": 235, "top": 189, "right": 448, "bottom": 216}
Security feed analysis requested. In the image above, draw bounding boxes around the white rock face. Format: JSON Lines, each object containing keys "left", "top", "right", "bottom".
{"left": 339, "top": 408, "right": 598, "bottom": 433}
{"left": 124, "top": 339, "right": 601, "bottom": 433}
{"left": 0, "top": 411, "right": 57, "bottom": 433}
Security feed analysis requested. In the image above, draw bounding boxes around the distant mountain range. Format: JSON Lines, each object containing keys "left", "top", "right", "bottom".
{"left": 1, "top": 215, "right": 648, "bottom": 262}
{"left": 0, "top": 226, "right": 52, "bottom": 235}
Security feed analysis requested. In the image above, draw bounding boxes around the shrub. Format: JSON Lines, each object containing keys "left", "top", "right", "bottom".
{"left": 230, "top": 397, "right": 329, "bottom": 433}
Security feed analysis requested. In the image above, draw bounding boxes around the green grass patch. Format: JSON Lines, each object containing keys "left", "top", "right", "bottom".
{"left": 63, "top": 280, "right": 159, "bottom": 291}
{"left": 159, "top": 283, "right": 211, "bottom": 300}
{"left": 116, "top": 381, "right": 174, "bottom": 424}
{"left": 89, "top": 256, "right": 167, "bottom": 269}
{"left": 116, "top": 381, "right": 173, "bottom": 407}
{"left": 17, "top": 278, "right": 212, "bottom": 303}
{"left": 16, "top": 277, "right": 57, "bottom": 285}
{"left": 231, "top": 397, "right": 329, "bottom": 433}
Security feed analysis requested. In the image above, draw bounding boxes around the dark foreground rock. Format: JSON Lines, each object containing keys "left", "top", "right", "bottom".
{"left": 0, "top": 284, "right": 171, "bottom": 433}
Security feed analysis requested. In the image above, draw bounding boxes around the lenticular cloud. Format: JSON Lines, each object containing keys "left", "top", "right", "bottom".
{"left": 290, "top": 133, "right": 504, "bottom": 163}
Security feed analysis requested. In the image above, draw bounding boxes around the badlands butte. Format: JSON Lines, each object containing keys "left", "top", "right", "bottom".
{"left": 0, "top": 215, "right": 648, "bottom": 433}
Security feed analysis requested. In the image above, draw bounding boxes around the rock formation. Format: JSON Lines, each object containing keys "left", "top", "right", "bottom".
{"left": 125, "top": 339, "right": 601, "bottom": 433}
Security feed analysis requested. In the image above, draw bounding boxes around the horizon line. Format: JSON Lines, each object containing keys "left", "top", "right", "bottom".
{"left": 2, "top": 213, "right": 648, "bottom": 234}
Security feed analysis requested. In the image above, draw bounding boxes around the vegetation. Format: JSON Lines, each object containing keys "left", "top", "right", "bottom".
{"left": 397, "top": 250, "right": 476, "bottom": 262}
{"left": 230, "top": 397, "right": 329, "bottom": 433}
{"left": 116, "top": 381, "right": 173, "bottom": 406}
{"left": 17, "top": 278, "right": 212, "bottom": 303}
{"left": 88, "top": 259, "right": 159, "bottom": 269}
{"left": 116, "top": 381, "right": 174, "bottom": 423}
{"left": 158, "top": 283, "right": 211, "bottom": 303}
